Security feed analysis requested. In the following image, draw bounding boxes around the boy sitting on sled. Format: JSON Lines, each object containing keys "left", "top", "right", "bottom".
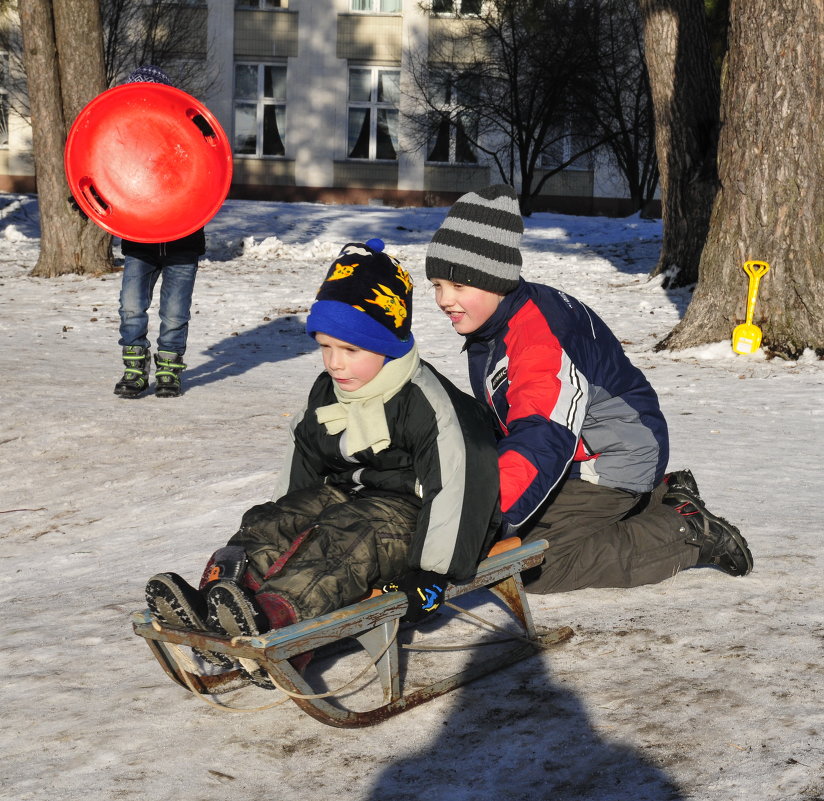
{"left": 145, "top": 239, "right": 501, "bottom": 687}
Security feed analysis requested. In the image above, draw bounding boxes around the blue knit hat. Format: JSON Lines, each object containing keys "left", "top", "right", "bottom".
{"left": 126, "top": 65, "right": 173, "bottom": 86}
{"left": 306, "top": 240, "right": 414, "bottom": 358}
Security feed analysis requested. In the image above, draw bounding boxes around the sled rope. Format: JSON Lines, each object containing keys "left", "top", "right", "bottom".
{"left": 159, "top": 600, "right": 539, "bottom": 710}
{"left": 254, "top": 617, "right": 401, "bottom": 700}
{"left": 164, "top": 617, "right": 401, "bottom": 710}
{"left": 399, "top": 600, "right": 541, "bottom": 651}
{"left": 258, "top": 600, "right": 542, "bottom": 700}
{"left": 164, "top": 641, "right": 291, "bottom": 712}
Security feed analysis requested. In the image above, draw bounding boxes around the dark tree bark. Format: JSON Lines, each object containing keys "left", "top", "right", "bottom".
{"left": 639, "top": 0, "right": 720, "bottom": 287}
{"left": 19, "top": 0, "right": 112, "bottom": 277}
{"left": 659, "top": 0, "right": 824, "bottom": 356}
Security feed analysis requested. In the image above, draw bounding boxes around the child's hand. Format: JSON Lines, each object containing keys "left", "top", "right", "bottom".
{"left": 67, "top": 195, "right": 88, "bottom": 220}
{"left": 382, "top": 570, "right": 445, "bottom": 622}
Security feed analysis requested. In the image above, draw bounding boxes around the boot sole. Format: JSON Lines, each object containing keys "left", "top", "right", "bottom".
{"left": 114, "top": 386, "right": 149, "bottom": 398}
{"left": 146, "top": 573, "right": 235, "bottom": 669}
{"left": 206, "top": 581, "right": 275, "bottom": 689}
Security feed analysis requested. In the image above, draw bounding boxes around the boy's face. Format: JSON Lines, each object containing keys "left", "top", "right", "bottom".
{"left": 316, "top": 332, "right": 386, "bottom": 391}
{"left": 431, "top": 279, "right": 504, "bottom": 335}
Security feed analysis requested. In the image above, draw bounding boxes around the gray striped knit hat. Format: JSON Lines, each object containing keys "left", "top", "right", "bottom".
{"left": 425, "top": 184, "right": 523, "bottom": 294}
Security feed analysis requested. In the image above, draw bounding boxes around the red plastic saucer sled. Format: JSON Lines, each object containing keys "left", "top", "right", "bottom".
{"left": 64, "top": 83, "right": 233, "bottom": 243}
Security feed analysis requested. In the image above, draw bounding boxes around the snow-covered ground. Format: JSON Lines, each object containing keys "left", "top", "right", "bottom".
{"left": 1, "top": 194, "right": 822, "bottom": 801}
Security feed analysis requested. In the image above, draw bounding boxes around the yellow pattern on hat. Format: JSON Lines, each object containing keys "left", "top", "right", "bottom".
{"left": 366, "top": 284, "right": 407, "bottom": 329}
{"left": 328, "top": 261, "right": 358, "bottom": 281}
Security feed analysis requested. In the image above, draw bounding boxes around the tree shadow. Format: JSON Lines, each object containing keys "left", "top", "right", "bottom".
{"left": 520, "top": 213, "right": 696, "bottom": 324}
{"left": 184, "top": 315, "right": 315, "bottom": 390}
{"left": 0, "top": 193, "right": 41, "bottom": 239}
{"left": 364, "top": 632, "right": 684, "bottom": 801}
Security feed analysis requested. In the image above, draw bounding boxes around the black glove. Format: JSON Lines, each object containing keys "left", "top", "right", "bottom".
{"left": 67, "top": 195, "right": 88, "bottom": 220}
{"left": 382, "top": 570, "right": 446, "bottom": 623}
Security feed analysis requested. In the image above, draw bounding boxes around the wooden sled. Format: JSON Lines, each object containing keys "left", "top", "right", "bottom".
{"left": 131, "top": 538, "right": 573, "bottom": 728}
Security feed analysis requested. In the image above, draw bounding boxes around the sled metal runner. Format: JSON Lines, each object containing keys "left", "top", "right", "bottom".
{"left": 132, "top": 539, "right": 573, "bottom": 727}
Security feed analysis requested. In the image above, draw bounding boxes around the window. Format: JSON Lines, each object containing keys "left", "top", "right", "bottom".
{"left": 347, "top": 67, "right": 400, "bottom": 160}
{"left": 233, "top": 63, "right": 287, "bottom": 157}
{"left": 430, "top": 0, "right": 482, "bottom": 15}
{"left": 426, "top": 72, "right": 478, "bottom": 164}
{"left": 0, "top": 53, "right": 8, "bottom": 148}
{"left": 235, "top": 0, "right": 288, "bottom": 8}
{"left": 350, "top": 0, "right": 402, "bottom": 12}
{"left": 540, "top": 123, "right": 593, "bottom": 171}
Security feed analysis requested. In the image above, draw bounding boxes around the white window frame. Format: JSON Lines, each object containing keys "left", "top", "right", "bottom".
{"left": 346, "top": 66, "right": 400, "bottom": 161}
{"left": 429, "top": 0, "right": 483, "bottom": 16}
{"left": 350, "top": 0, "right": 402, "bottom": 12}
{"left": 540, "top": 122, "right": 593, "bottom": 172}
{"left": 233, "top": 62, "right": 287, "bottom": 158}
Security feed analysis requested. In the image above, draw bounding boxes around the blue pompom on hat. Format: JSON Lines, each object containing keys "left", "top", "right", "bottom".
{"left": 125, "top": 65, "right": 173, "bottom": 86}
{"left": 306, "top": 240, "right": 414, "bottom": 358}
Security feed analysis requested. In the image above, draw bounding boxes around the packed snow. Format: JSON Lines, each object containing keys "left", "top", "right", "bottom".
{"left": 1, "top": 193, "right": 822, "bottom": 801}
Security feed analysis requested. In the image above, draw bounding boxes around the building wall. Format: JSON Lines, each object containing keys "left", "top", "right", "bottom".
{"left": 0, "top": 0, "right": 652, "bottom": 215}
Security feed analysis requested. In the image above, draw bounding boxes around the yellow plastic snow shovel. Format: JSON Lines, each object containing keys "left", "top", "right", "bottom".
{"left": 732, "top": 260, "right": 770, "bottom": 355}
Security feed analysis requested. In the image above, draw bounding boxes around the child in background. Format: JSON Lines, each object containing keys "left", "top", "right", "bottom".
{"left": 425, "top": 184, "right": 752, "bottom": 593}
{"left": 145, "top": 240, "right": 500, "bottom": 686}
{"left": 114, "top": 65, "right": 205, "bottom": 399}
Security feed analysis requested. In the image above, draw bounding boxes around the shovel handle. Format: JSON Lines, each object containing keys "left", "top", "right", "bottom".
{"left": 742, "top": 260, "right": 770, "bottom": 325}
{"left": 743, "top": 260, "right": 770, "bottom": 280}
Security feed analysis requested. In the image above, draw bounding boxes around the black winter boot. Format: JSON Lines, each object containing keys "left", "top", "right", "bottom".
{"left": 206, "top": 581, "right": 275, "bottom": 689}
{"left": 154, "top": 350, "right": 186, "bottom": 398}
{"left": 664, "top": 468, "right": 701, "bottom": 498}
{"left": 199, "top": 546, "right": 249, "bottom": 589}
{"left": 145, "top": 572, "right": 236, "bottom": 669}
{"left": 664, "top": 489, "right": 753, "bottom": 576}
{"left": 114, "top": 346, "right": 150, "bottom": 398}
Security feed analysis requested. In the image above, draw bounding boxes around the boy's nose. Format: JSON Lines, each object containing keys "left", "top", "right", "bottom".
{"left": 325, "top": 350, "right": 343, "bottom": 371}
{"left": 438, "top": 289, "right": 455, "bottom": 308}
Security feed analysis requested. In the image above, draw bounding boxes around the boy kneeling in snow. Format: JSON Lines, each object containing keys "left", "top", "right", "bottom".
{"left": 145, "top": 240, "right": 500, "bottom": 687}
{"left": 426, "top": 184, "right": 753, "bottom": 593}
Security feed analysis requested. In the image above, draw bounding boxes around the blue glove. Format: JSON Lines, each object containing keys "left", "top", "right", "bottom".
{"left": 382, "top": 570, "right": 446, "bottom": 622}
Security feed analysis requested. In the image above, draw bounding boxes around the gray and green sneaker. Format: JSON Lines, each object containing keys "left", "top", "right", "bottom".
{"left": 114, "top": 346, "right": 150, "bottom": 398}
{"left": 154, "top": 350, "right": 186, "bottom": 398}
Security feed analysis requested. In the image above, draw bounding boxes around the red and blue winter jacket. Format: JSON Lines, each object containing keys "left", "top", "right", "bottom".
{"left": 463, "top": 279, "right": 669, "bottom": 530}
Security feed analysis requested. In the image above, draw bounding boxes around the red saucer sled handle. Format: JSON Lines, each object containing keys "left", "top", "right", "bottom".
{"left": 64, "top": 83, "right": 233, "bottom": 243}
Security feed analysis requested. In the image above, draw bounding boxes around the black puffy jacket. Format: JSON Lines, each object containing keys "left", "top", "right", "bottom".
{"left": 272, "top": 360, "right": 501, "bottom": 580}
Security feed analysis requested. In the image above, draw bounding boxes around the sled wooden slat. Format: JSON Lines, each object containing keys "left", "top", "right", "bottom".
{"left": 132, "top": 539, "right": 573, "bottom": 727}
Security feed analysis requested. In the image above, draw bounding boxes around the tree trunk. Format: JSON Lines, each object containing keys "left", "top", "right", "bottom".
{"left": 640, "top": 0, "right": 720, "bottom": 287}
{"left": 20, "top": 0, "right": 112, "bottom": 277}
{"left": 659, "top": 0, "right": 824, "bottom": 356}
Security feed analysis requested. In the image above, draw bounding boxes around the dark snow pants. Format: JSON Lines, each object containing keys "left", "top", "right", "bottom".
{"left": 228, "top": 484, "right": 418, "bottom": 622}
{"left": 520, "top": 479, "right": 699, "bottom": 593}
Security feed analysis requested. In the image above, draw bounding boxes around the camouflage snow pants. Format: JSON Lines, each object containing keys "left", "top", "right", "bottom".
{"left": 228, "top": 484, "right": 418, "bottom": 623}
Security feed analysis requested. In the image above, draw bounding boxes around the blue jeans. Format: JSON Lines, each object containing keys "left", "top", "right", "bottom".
{"left": 118, "top": 255, "right": 198, "bottom": 355}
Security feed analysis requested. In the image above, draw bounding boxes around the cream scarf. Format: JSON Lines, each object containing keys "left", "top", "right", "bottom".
{"left": 315, "top": 345, "right": 420, "bottom": 456}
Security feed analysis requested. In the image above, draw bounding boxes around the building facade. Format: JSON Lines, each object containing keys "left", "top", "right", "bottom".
{"left": 0, "top": 0, "right": 641, "bottom": 214}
